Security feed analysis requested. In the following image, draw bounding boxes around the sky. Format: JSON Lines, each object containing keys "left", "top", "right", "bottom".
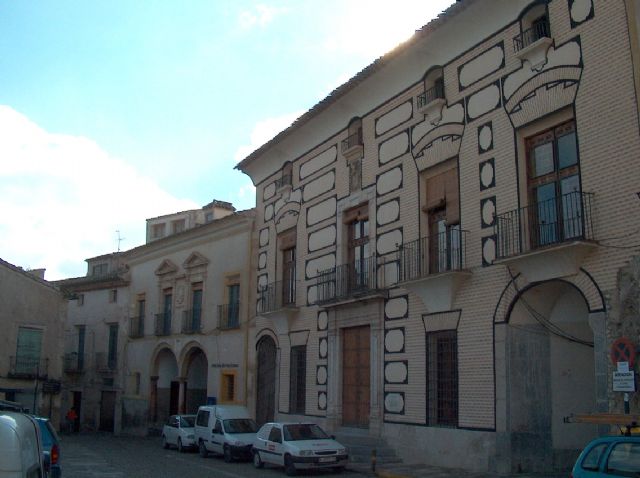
{"left": 0, "top": 0, "right": 454, "bottom": 280}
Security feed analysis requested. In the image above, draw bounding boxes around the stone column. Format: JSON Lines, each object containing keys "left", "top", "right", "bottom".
{"left": 326, "top": 324, "right": 339, "bottom": 431}
{"left": 369, "top": 309, "right": 383, "bottom": 435}
{"left": 178, "top": 377, "right": 187, "bottom": 414}
{"left": 149, "top": 376, "right": 159, "bottom": 423}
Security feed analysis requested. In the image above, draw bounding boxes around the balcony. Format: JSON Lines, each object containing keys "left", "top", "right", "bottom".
{"left": 513, "top": 18, "right": 552, "bottom": 70}
{"left": 95, "top": 352, "right": 117, "bottom": 373}
{"left": 341, "top": 128, "right": 363, "bottom": 162}
{"left": 63, "top": 353, "right": 84, "bottom": 374}
{"left": 257, "top": 280, "right": 299, "bottom": 335}
{"left": 218, "top": 302, "right": 240, "bottom": 330}
{"left": 397, "top": 230, "right": 471, "bottom": 312}
{"left": 155, "top": 313, "right": 172, "bottom": 336}
{"left": 182, "top": 309, "right": 202, "bottom": 334}
{"left": 129, "top": 316, "right": 144, "bottom": 339}
{"left": 8, "top": 357, "right": 48, "bottom": 379}
{"left": 495, "top": 191, "right": 597, "bottom": 282}
{"left": 417, "top": 81, "right": 446, "bottom": 122}
{"left": 316, "top": 256, "right": 387, "bottom": 306}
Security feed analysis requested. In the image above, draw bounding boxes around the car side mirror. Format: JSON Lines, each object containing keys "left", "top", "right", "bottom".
{"left": 42, "top": 451, "right": 51, "bottom": 473}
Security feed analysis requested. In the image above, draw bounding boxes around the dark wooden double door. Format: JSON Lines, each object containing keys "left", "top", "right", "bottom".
{"left": 342, "top": 326, "right": 370, "bottom": 428}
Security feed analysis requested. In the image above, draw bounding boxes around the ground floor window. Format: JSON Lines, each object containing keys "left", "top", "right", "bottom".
{"left": 426, "top": 330, "right": 458, "bottom": 427}
{"left": 289, "top": 345, "right": 307, "bottom": 414}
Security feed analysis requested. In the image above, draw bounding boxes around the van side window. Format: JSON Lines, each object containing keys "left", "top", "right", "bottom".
{"left": 214, "top": 419, "right": 223, "bottom": 434}
{"left": 196, "top": 410, "right": 209, "bottom": 427}
{"left": 268, "top": 427, "right": 282, "bottom": 443}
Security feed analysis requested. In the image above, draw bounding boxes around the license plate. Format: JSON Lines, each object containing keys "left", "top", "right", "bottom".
{"left": 319, "top": 457, "right": 336, "bottom": 463}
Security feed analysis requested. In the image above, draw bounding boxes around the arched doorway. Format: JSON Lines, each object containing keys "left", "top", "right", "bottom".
{"left": 505, "top": 280, "right": 596, "bottom": 472}
{"left": 183, "top": 347, "right": 207, "bottom": 414}
{"left": 152, "top": 348, "right": 178, "bottom": 424}
{"left": 256, "top": 336, "right": 277, "bottom": 425}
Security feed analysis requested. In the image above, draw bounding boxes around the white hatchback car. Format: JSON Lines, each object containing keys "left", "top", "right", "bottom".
{"left": 252, "top": 422, "right": 348, "bottom": 475}
{"left": 162, "top": 414, "right": 196, "bottom": 452}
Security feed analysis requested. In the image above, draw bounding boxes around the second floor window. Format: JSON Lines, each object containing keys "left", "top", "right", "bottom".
{"left": 107, "top": 324, "right": 118, "bottom": 369}
{"left": 16, "top": 326, "right": 42, "bottom": 374}
{"left": 192, "top": 284, "right": 203, "bottom": 328}
{"left": 227, "top": 283, "right": 240, "bottom": 327}
{"left": 282, "top": 246, "right": 296, "bottom": 306}
{"left": 77, "top": 325, "right": 85, "bottom": 370}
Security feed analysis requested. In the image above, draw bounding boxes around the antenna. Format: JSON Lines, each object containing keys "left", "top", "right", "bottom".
{"left": 116, "top": 230, "right": 125, "bottom": 252}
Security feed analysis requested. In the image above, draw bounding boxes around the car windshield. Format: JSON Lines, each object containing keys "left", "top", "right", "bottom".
{"left": 223, "top": 419, "right": 258, "bottom": 434}
{"left": 283, "top": 424, "right": 329, "bottom": 441}
{"left": 180, "top": 416, "right": 195, "bottom": 428}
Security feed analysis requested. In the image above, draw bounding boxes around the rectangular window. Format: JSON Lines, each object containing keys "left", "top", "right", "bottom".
{"left": 152, "top": 223, "right": 166, "bottom": 239}
{"left": 92, "top": 263, "right": 108, "bottom": 276}
{"left": 282, "top": 246, "right": 296, "bottom": 306}
{"left": 15, "top": 327, "right": 43, "bottom": 374}
{"left": 77, "top": 325, "right": 85, "bottom": 371}
{"left": 348, "top": 214, "right": 369, "bottom": 289}
{"left": 171, "top": 219, "right": 185, "bottom": 234}
{"left": 109, "top": 289, "right": 118, "bottom": 303}
{"left": 289, "top": 346, "right": 307, "bottom": 414}
{"left": 227, "top": 283, "right": 240, "bottom": 328}
{"left": 191, "top": 284, "right": 203, "bottom": 331}
{"left": 526, "top": 120, "right": 581, "bottom": 248}
{"left": 107, "top": 324, "right": 118, "bottom": 370}
{"left": 162, "top": 290, "right": 172, "bottom": 335}
{"left": 77, "top": 294, "right": 85, "bottom": 306}
{"left": 426, "top": 330, "right": 458, "bottom": 427}
{"left": 220, "top": 372, "right": 236, "bottom": 403}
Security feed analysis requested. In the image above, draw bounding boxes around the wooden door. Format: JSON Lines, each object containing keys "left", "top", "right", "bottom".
{"left": 99, "top": 391, "right": 116, "bottom": 432}
{"left": 256, "top": 336, "right": 277, "bottom": 425}
{"left": 342, "top": 326, "right": 370, "bottom": 427}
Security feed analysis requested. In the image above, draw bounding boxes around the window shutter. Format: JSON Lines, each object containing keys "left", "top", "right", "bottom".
{"left": 426, "top": 173, "right": 446, "bottom": 211}
{"left": 445, "top": 167, "right": 460, "bottom": 225}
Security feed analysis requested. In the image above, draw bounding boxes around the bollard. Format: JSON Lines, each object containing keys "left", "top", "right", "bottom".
{"left": 371, "top": 448, "right": 377, "bottom": 473}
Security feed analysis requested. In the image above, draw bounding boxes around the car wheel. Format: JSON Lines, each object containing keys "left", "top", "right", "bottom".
{"left": 177, "top": 438, "right": 184, "bottom": 453}
{"left": 162, "top": 435, "right": 169, "bottom": 449}
{"left": 223, "top": 445, "right": 233, "bottom": 463}
{"left": 284, "top": 455, "right": 297, "bottom": 476}
{"left": 199, "top": 440, "right": 208, "bottom": 458}
{"left": 252, "top": 450, "right": 264, "bottom": 469}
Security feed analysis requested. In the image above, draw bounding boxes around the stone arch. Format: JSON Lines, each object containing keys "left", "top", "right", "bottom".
{"left": 149, "top": 345, "right": 179, "bottom": 424}
{"left": 179, "top": 342, "right": 208, "bottom": 414}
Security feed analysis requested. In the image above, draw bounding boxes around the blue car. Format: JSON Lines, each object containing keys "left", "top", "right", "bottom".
{"left": 33, "top": 416, "right": 62, "bottom": 478}
{"left": 571, "top": 435, "right": 640, "bottom": 477}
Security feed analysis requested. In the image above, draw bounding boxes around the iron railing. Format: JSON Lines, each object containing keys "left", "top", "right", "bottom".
{"left": 513, "top": 18, "right": 550, "bottom": 52}
{"left": 341, "top": 128, "right": 363, "bottom": 153}
{"left": 398, "top": 229, "right": 467, "bottom": 283}
{"left": 258, "top": 280, "right": 298, "bottom": 314}
{"left": 218, "top": 302, "right": 240, "bottom": 330}
{"left": 182, "top": 309, "right": 202, "bottom": 334}
{"left": 495, "top": 191, "right": 594, "bottom": 259}
{"left": 417, "top": 81, "right": 445, "bottom": 109}
{"left": 275, "top": 174, "right": 292, "bottom": 189}
{"left": 129, "top": 316, "right": 144, "bottom": 338}
{"left": 95, "top": 352, "right": 117, "bottom": 372}
{"left": 155, "top": 313, "right": 172, "bottom": 336}
{"left": 63, "top": 353, "right": 84, "bottom": 373}
{"left": 316, "top": 255, "right": 384, "bottom": 304}
{"left": 8, "top": 357, "right": 49, "bottom": 379}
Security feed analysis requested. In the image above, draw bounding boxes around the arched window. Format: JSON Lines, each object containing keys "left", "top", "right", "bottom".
{"left": 514, "top": 1, "right": 550, "bottom": 52}
{"left": 418, "top": 66, "right": 445, "bottom": 110}
{"left": 342, "top": 117, "right": 363, "bottom": 154}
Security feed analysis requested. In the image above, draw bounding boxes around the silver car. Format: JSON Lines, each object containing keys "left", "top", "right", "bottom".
{"left": 162, "top": 415, "right": 196, "bottom": 453}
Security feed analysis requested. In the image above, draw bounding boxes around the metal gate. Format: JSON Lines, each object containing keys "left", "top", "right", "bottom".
{"left": 256, "top": 336, "right": 277, "bottom": 425}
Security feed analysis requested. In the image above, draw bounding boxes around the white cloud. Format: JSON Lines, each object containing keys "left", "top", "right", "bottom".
{"left": 238, "top": 4, "right": 287, "bottom": 30}
{"left": 0, "top": 106, "right": 199, "bottom": 280}
{"left": 322, "top": 0, "right": 453, "bottom": 59}
{"left": 233, "top": 110, "right": 304, "bottom": 164}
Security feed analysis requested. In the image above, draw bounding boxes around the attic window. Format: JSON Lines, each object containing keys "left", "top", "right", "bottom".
{"left": 276, "top": 162, "right": 293, "bottom": 190}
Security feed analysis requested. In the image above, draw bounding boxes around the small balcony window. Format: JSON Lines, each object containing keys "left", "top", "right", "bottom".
{"left": 514, "top": 15, "right": 550, "bottom": 52}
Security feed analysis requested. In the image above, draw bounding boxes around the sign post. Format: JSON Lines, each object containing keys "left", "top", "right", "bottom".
{"left": 611, "top": 338, "right": 637, "bottom": 415}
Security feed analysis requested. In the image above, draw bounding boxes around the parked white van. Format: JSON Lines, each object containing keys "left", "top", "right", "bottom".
{"left": 194, "top": 405, "right": 258, "bottom": 462}
{"left": 0, "top": 412, "right": 50, "bottom": 478}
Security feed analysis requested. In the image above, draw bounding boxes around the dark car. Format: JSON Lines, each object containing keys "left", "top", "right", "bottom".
{"left": 33, "top": 416, "right": 61, "bottom": 478}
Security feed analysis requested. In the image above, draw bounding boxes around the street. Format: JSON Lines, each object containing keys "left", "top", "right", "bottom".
{"left": 61, "top": 433, "right": 359, "bottom": 478}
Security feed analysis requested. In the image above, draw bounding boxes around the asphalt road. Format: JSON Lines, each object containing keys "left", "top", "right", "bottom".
{"left": 61, "top": 433, "right": 358, "bottom": 478}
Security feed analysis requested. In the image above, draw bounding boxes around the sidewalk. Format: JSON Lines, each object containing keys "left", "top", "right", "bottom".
{"left": 349, "top": 462, "right": 568, "bottom": 478}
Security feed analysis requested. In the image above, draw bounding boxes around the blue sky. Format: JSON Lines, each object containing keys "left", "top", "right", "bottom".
{"left": 0, "top": 0, "right": 453, "bottom": 279}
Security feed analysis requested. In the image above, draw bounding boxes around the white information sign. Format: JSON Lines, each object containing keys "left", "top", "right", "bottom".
{"left": 613, "top": 371, "right": 636, "bottom": 392}
{"left": 617, "top": 361, "right": 630, "bottom": 373}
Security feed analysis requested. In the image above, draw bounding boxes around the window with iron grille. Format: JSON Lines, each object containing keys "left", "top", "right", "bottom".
{"left": 221, "top": 372, "right": 236, "bottom": 403}
{"left": 289, "top": 345, "right": 307, "bottom": 414}
{"left": 426, "top": 330, "right": 458, "bottom": 427}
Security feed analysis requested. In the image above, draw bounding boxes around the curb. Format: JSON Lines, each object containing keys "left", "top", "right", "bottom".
{"left": 375, "top": 471, "right": 411, "bottom": 478}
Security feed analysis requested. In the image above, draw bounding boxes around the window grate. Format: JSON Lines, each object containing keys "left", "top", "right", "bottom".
{"left": 426, "top": 330, "right": 458, "bottom": 427}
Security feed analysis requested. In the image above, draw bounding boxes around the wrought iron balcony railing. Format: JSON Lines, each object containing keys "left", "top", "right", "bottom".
{"left": 258, "top": 280, "right": 298, "bottom": 314}
{"left": 513, "top": 18, "right": 550, "bottom": 52}
{"left": 316, "top": 255, "right": 385, "bottom": 304}
{"left": 417, "top": 81, "right": 445, "bottom": 109}
{"left": 129, "top": 316, "right": 144, "bottom": 338}
{"left": 63, "top": 352, "right": 84, "bottom": 373}
{"left": 182, "top": 309, "right": 202, "bottom": 334}
{"left": 495, "top": 191, "right": 594, "bottom": 260}
{"left": 8, "top": 357, "right": 49, "bottom": 379}
{"left": 155, "top": 313, "right": 172, "bottom": 336}
{"left": 218, "top": 302, "right": 240, "bottom": 330}
{"left": 341, "top": 128, "right": 363, "bottom": 153}
{"left": 95, "top": 352, "right": 117, "bottom": 372}
{"left": 398, "top": 229, "right": 467, "bottom": 283}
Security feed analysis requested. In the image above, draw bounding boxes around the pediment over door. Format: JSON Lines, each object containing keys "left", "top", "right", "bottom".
{"left": 183, "top": 251, "right": 209, "bottom": 270}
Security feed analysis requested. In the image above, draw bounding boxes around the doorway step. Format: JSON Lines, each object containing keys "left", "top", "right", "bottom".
{"left": 334, "top": 427, "right": 401, "bottom": 470}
